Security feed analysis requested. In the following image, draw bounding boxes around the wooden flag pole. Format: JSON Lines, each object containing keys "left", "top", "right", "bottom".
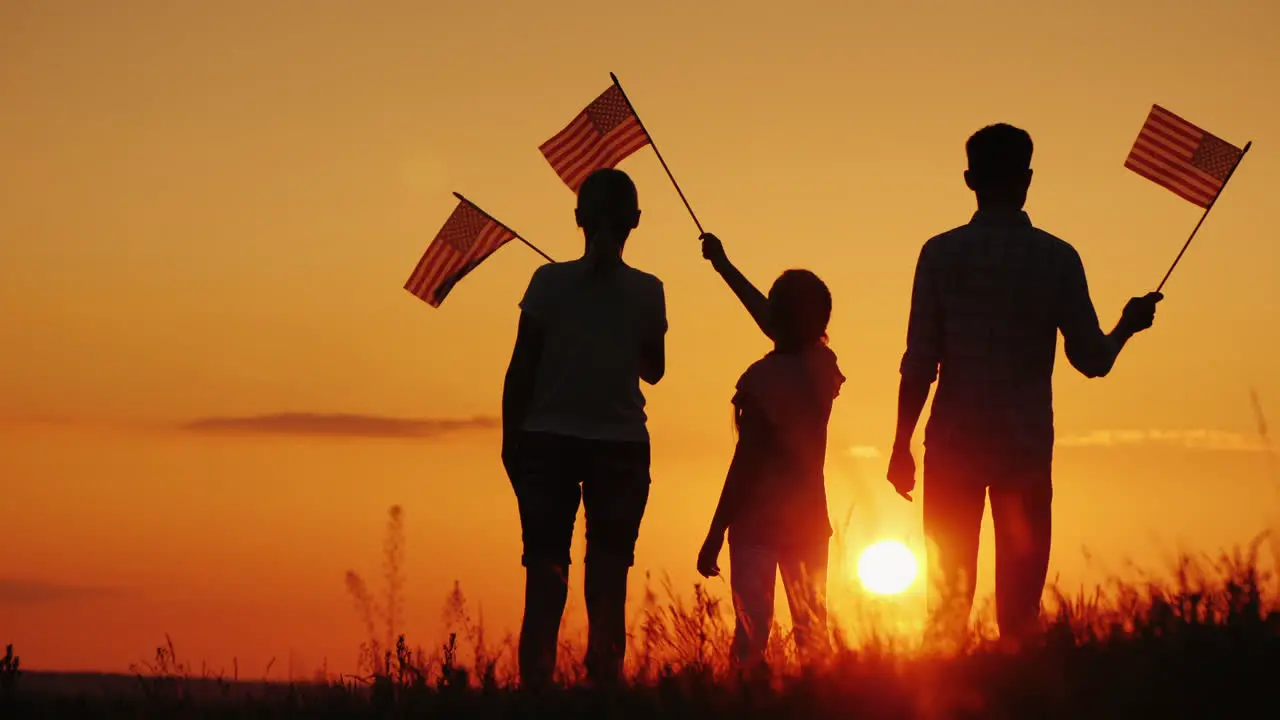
{"left": 453, "top": 192, "right": 556, "bottom": 263}
{"left": 1155, "top": 141, "right": 1252, "bottom": 292}
{"left": 609, "top": 72, "right": 705, "bottom": 234}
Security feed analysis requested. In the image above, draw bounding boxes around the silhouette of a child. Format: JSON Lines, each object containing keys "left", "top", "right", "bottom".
{"left": 696, "top": 233, "right": 844, "bottom": 668}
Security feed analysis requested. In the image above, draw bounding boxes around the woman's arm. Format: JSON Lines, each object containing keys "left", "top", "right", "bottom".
{"left": 638, "top": 279, "right": 667, "bottom": 385}
{"left": 502, "top": 311, "right": 544, "bottom": 476}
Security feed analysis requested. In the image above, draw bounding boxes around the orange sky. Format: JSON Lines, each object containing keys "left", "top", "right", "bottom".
{"left": 2, "top": 0, "right": 1279, "bottom": 676}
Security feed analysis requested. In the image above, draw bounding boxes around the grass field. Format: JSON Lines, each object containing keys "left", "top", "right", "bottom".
{"left": 4, "top": 506, "right": 1279, "bottom": 718}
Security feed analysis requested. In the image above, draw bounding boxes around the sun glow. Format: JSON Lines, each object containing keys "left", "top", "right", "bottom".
{"left": 856, "top": 540, "right": 920, "bottom": 595}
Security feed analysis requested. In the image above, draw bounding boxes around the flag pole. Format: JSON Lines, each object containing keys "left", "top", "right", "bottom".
{"left": 452, "top": 192, "right": 555, "bottom": 263}
{"left": 1155, "top": 141, "right": 1252, "bottom": 292}
{"left": 609, "top": 72, "right": 705, "bottom": 234}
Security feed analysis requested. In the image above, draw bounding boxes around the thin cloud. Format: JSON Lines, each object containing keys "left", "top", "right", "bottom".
{"left": 181, "top": 413, "right": 499, "bottom": 439}
{"left": 1056, "top": 429, "right": 1268, "bottom": 452}
{"left": 843, "top": 429, "right": 1272, "bottom": 459}
{"left": 0, "top": 579, "right": 113, "bottom": 605}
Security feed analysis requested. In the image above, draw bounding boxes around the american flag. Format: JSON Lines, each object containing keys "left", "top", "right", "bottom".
{"left": 540, "top": 84, "right": 650, "bottom": 192}
{"left": 1124, "top": 105, "right": 1244, "bottom": 208}
{"left": 404, "top": 198, "right": 516, "bottom": 308}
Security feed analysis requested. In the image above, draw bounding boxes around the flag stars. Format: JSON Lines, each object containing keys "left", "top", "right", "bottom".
{"left": 586, "top": 87, "right": 634, "bottom": 135}
{"left": 1192, "top": 134, "right": 1244, "bottom": 181}
{"left": 441, "top": 205, "right": 488, "bottom": 254}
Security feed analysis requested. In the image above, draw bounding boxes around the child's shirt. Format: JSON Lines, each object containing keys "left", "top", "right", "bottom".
{"left": 725, "top": 343, "right": 845, "bottom": 550}
{"left": 518, "top": 258, "right": 667, "bottom": 444}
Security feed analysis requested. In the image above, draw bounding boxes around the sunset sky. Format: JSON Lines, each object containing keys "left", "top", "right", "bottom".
{"left": 3, "top": 0, "right": 1279, "bottom": 676}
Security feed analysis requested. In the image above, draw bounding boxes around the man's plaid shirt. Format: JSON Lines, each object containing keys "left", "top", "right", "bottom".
{"left": 900, "top": 210, "right": 1117, "bottom": 462}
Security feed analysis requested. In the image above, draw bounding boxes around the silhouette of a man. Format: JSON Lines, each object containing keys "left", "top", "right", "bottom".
{"left": 887, "top": 124, "right": 1162, "bottom": 645}
{"left": 502, "top": 168, "right": 666, "bottom": 687}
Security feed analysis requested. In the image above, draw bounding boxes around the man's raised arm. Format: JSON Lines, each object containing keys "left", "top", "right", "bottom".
{"left": 1056, "top": 248, "right": 1161, "bottom": 379}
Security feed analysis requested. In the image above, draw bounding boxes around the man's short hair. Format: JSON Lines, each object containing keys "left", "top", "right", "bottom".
{"left": 577, "top": 168, "right": 639, "bottom": 219}
{"left": 966, "top": 124, "right": 1033, "bottom": 187}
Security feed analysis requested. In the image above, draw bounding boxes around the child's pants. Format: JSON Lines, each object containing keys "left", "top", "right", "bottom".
{"left": 728, "top": 539, "right": 830, "bottom": 667}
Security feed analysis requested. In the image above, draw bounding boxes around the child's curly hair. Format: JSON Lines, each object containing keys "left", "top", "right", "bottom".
{"left": 768, "top": 269, "right": 831, "bottom": 352}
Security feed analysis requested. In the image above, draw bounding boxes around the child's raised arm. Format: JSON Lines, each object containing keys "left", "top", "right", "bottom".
{"left": 700, "top": 233, "right": 772, "bottom": 341}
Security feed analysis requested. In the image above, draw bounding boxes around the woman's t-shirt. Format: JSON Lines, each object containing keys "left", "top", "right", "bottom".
{"left": 518, "top": 258, "right": 667, "bottom": 444}
{"left": 724, "top": 343, "right": 845, "bottom": 550}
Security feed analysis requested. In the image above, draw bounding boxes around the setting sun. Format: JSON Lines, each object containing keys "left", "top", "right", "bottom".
{"left": 856, "top": 540, "right": 920, "bottom": 596}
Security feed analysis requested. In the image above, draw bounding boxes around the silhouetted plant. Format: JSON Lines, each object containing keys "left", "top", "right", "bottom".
{"left": 344, "top": 505, "right": 406, "bottom": 676}
{"left": 0, "top": 644, "right": 19, "bottom": 697}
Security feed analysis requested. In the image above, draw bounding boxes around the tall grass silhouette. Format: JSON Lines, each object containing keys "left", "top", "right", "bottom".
{"left": 8, "top": 495, "right": 1280, "bottom": 716}
{"left": 315, "top": 500, "right": 1280, "bottom": 715}
{"left": 344, "top": 504, "right": 407, "bottom": 677}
